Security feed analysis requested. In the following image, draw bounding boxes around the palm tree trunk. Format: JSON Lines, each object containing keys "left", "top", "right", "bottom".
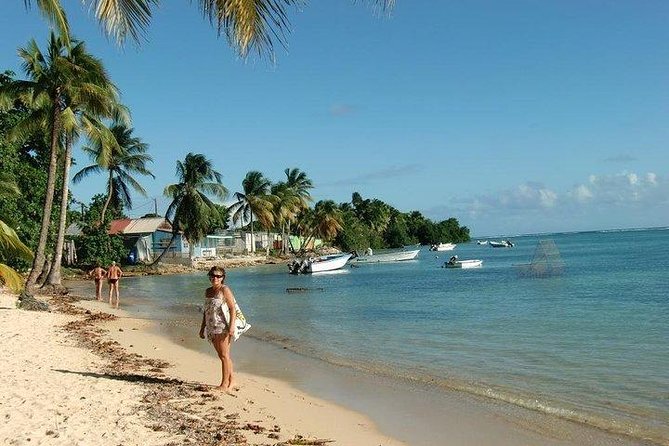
{"left": 100, "top": 172, "right": 114, "bottom": 224}
{"left": 250, "top": 214, "right": 255, "bottom": 254}
{"left": 281, "top": 223, "right": 286, "bottom": 255}
{"left": 45, "top": 135, "right": 73, "bottom": 287}
{"left": 25, "top": 101, "right": 61, "bottom": 292}
{"left": 150, "top": 232, "right": 177, "bottom": 266}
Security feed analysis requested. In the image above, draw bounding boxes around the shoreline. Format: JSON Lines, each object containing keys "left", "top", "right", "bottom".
{"left": 1, "top": 289, "right": 405, "bottom": 446}
{"left": 2, "top": 287, "right": 659, "bottom": 446}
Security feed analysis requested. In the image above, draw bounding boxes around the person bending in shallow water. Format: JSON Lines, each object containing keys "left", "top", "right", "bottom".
{"left": 106, "top": 261, "right": 123, "bottom": 308}
{"left": 199, "top": 266, "right": 237, "bottom": 391}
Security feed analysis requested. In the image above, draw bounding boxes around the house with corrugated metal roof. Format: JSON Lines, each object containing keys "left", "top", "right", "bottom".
{"left": 108, "top": 217, "right": 187, "bottom": 263}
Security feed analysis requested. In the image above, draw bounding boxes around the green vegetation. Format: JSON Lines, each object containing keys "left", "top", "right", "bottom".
{"left": 0, "top": 173, "right": 33, "bottom": 291}
{"left": 158, "top": 153, "right": 228, "bottom": 262}
{"left": 0, "top": 2, "right": 472, "bottom": 292}
{"left": 26, "top": 0, "right": 395, "bottom": 57}
{"left": 334, "top": 192, "right": 470, "bottom": 252}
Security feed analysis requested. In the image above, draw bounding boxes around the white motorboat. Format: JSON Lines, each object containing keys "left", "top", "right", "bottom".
{"left": 477, "top": 240, "right": 488, "bottom": 245}
{"left": 489, "top": 240, "right": 514, "bottom": 248}
{"left": 444, "top": 258, "right": 483, "bottom": 269}
{"left": 288, "top": 253, "right": 353, "bottom": 274}
{"left": 429, "top": 243, "right": 456, "bottom": 251}
{"left": 353, "top": 249, "right": 420, "bottom": 263}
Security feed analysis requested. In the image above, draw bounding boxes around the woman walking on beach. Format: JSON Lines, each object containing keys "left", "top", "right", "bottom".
{"left": 88, "top": 262, "right": 106, "bottom": 301}
{"left": 199, "top": 266, "right": 237, "bottom": 391}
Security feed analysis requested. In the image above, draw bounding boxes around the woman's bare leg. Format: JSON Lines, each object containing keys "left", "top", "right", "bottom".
{"left": 114, "top": 283, "right": 120, "bottom": 308}
{"left": 212, "top": 334, "right": 233, "bottom": 390}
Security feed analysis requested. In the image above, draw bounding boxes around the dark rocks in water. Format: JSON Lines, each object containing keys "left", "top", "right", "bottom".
{"left": 17, "top": 292, "right": 50, "bottom": 312}
{"left": 285, "top": 287, "right": 324, "bottom": 293}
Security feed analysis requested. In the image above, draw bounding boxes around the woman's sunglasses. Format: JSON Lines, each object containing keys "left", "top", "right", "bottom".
{"left": 208, "top": 274, "right": 224, "bottom": 279}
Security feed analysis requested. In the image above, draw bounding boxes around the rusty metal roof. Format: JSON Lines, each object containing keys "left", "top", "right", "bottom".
{"left": 108, "top": 218, "right": 172, "bottom": 235}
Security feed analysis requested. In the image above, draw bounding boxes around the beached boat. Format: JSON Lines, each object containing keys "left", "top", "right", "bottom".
{"left": 288, "top": 253, "right": 353, "bottom": 274}
{"left": 429, "top": 243, "right": 456, "bottom": 251}
{"left": 444, "top": 257, "right": 483, "bottom": 269}
{"left": 489, "top": 240, "right": 514, "bottom": 248}
{"left": 352, "top": 248, "right": 420, "bottom": 263}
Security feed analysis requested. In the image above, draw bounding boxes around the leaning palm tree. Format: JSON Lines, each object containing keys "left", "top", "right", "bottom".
{"left": 46, "top": 42, "right": 129, "bottom": 287}
{"left": 298, "top": 200, "right": 344, "bottom": 254}
{"left": 0, "top": 174, "right": 33, "bottom": 291}
{"left": 228, "top": 171, "right": 274, "bottom": 254}
{"left": 0, "top": 33, "right": 117, "bottom": 291}
{"left": 155, "top": 153, "right": 227, "bottom": 264}
{"left": 26, "top": 0, "right": 395, "bottom": 57}
{"left": 73, "top": 123, "right": 153, "bottom": 225}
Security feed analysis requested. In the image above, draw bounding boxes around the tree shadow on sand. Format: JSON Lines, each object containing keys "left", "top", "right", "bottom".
{"left": 53, "top": 369, "right": 183, "bottom": 385}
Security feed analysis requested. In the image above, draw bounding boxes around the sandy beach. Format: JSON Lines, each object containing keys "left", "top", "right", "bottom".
{"left": 1, "top": 287, "right": 656, "bottom": 446}
{"left": 0, "top": 289, "right": 404, "bottom": 446}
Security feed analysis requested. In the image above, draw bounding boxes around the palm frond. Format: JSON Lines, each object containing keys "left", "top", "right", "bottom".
{"left": 27, "top": 0, "right": 71, "bottom": 45}
{"left": 0, "top": 263, "right": 26, "bottom": 292}
{"left": 0, "top": 220, "right": 33, "bottom": 261}
{"left": 92, "top": 0, "right": 156, "bottom": 43}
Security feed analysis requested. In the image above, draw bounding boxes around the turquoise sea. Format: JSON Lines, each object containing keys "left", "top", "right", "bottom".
{"left": 71, "top": 228, "right": 669, "bottom": 444}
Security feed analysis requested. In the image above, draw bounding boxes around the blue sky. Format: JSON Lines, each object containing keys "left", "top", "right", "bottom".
{"left": 1, "top": 1, "right": 668, "bottom": 236}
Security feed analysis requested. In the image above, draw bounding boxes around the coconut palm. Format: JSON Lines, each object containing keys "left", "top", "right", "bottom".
{"left": 228, "top": 171, "right": 274, "bottom": 254}
{"left": 298, "top": 200, "right": 343, "bottom": 254}
{"left": 284, "top": 167, "right": 313, "bottom": 252}
{"left": 26, "top": 0, "right": 395, "bottom": 57}
{"left": 0, "top": 174, "right": 33, "bottom": 291}
{"left": 311, "top": 200, "right": 344, "bottom": 242}
{"left": 73, "top": 123, "right": 153, "bottom": 225}
{"left": 284, "top": 167, "right": 313, "bottom": 208}
{"left": 46, "top": 43, "right": 128, "bottom": 287}
{"left": 271, "top": 181, "right": 302, "bottom": 254}
{"left": 157, "top": 153, "right": 227, "bottom": 263}
{"left": 0, "top": 33, "right": 121, "bottom": 291}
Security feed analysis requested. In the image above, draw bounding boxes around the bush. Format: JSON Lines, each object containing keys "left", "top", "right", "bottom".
{"left": 74, "top": 226, "right": 127, "bottom": 266}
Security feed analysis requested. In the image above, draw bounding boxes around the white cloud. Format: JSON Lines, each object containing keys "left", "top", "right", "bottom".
{"left": 572, "top": 171, "right": 664, "bottom": 206}
{"left": 468, "top": 182, "right": 559, "bottom": 212}
{"left": 569, "top": 184, "right": 593, "bottom": 203}
{"left": 437, "top": 171, "right": 668, "bottom": 233}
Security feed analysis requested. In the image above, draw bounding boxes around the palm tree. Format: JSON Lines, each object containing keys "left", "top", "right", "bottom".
{"left": 0, "top": 174, "right": 33, "bottom": 291}
{"left": 156, "top": 153, "right": 227, "bottom": 263}
{"left": 284, "top": 167, "right": 313, "bottom": 208}
{"left": 228, "top": 171, "right": 274, "bottom": 254}
{"left": 26, "top": 0, "right": 395, "bottom": 57}
{"left": 284, "top": 167, "right": 313, "bottom": 253}
{"left": 0, "top": 33, "right": 116, "bottom": 291}
{"left": 298, "top": 200, "right": 343, "bottom": 254}
{"left": 270, "top": 181, "right": 301, "bottom": 255}
{"left": 73, "top": 123, "right": 153, "bottom": 225}
{"left": 46, "top": 42, "right": 128, "bottom": 287}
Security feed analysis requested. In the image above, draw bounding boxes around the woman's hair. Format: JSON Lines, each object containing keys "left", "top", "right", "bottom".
{"left": 207, "top": 266, "right": 226, "bottom": 278}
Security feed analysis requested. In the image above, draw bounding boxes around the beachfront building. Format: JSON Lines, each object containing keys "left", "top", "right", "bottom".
{"left": 190, "top": 230, "right": 324, "bottom": 258}
{"left": 108, "top": 217, "right": 187, "bottom": 264}
{"left": 191, "top": 230, "right": 277, "bottom": 257}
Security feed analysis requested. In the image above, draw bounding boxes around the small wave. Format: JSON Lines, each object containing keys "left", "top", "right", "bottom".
{"left": 244, "top": 331, "right": 668, "bottom": 445}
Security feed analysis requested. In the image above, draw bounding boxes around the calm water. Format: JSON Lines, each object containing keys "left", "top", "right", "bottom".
{"left": 74, "top": 228, "right": 669, "bottom": 444}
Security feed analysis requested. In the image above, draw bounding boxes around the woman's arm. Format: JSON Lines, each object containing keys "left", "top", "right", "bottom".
{"left": 223, "top": 286, "right": 236, "bottom": 337}
{"left": 199, "top": 288, "right": 210, "bottom": 339}
{"left": 199, "top": 312, "right": 206, "bottom": 339}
